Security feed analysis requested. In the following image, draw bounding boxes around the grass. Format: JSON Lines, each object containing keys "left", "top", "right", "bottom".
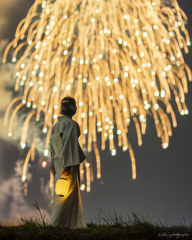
{"left": 0, "top": 200, "right": 191, "bottom": 240}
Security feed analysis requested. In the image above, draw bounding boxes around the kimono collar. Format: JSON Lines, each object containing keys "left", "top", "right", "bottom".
{"left": 57, "top": 115, "right": 72, "bottom": 122}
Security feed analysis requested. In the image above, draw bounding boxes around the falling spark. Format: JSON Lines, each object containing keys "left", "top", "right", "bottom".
{"left": 3, "top": 0, "right": 191, "bottom": 192}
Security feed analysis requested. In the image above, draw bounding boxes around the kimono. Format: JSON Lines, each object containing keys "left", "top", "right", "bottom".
{"left": 49, "top": 115, "right": 87, "bottom": 228}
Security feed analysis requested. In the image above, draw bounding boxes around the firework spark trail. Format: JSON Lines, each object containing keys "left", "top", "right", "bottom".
{"left": 3, "top": 0, "right": 191, "bottom": 191}
{"left": 0, "top": 41, "right": 15, "bottom": 141}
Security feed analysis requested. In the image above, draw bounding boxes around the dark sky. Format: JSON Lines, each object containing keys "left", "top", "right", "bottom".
{"left": 0, "top": 0, "right": 192, "bottom": 226}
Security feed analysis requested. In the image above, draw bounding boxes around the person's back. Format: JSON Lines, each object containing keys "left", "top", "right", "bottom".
{"left": 49, "top": 97, "right": 87, "bottom": 228}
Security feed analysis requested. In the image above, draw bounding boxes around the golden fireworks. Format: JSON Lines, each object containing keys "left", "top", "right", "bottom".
{"left": 3, "top": 0, "right": 191, "bottom": 192}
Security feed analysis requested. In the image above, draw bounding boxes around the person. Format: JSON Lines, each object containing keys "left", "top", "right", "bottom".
{"left": 49, "top": 96, "right": 87, "bottom": 228}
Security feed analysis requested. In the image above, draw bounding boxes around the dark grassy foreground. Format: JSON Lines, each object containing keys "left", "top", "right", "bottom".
{"left": 0, "top": 201, "right": 191, "bottom": 240}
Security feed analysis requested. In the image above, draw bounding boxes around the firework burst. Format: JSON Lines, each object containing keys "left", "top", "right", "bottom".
{"left": 3, "top": 0, "right": 191, "bottom": 192}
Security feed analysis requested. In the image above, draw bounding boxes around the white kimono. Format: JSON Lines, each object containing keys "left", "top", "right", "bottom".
{"left": 49, "top": 115, "right": 87, "bottom": 228}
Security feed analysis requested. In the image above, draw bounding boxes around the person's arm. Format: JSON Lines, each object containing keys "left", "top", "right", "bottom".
{"left": 60, "top": 121, "right": 81, "bottom": 178}
{"left": 77, "top": 123, "right": 80, "bottom": 138}
{"left": 60, "top": 164, "right": 80, "bottom": 178}
{"left": 49, "top": 129, "right": 56, "bottom": 175}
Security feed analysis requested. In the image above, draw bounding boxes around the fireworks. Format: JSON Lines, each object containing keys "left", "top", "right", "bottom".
{"left": 3, "top": 0, "right": 191, "bottom": 192}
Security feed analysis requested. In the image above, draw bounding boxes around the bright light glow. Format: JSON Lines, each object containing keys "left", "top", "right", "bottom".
{"left": 44, "top": 149, "right": 49, "bottom": 156}
{"left": 161, "top": 90, "right": 166, "bottom": 98}
{"left": 22, "top": 176, "right": 26, "bottom": 182}
{"left": 124, "top": 41, "right": 127, "bottom": 46}
{"left": 154, "top": 104, "right": 159, "bottom": 110}
{"left": 140, "top": 115, "right": 144, "bottom": 121}
{"left": 43, "top": 128, "right": 47, "bottom": 133}
{"left": 20, "top": 142, "right": 26, "bottom": 149}
{"left": 81, "top": 113, "right": 86, "bottom": 118}
{"left": 66, "top": 84, "right": 70, "bottom": 90}
{"left": 180, "top": 110, "right": 185, "bottom": 115}
{"left": 154, "top": 91, "right": 159, "bottom": 97}
{"left": 42, "top": 161, "right": 47, "bottom": 168}
{"left": 135, "top": 30, "right": 139, "bottom": 36}
{"left": 163, "top": 143, "right": 168, "bottom": 149}
{"left": 80, "top": 184, "right": 85, "bottom": 191}
{"left": 111, "top": 149, "right": 116, "bottom": 156}
{"left": 27, "top": 102, "right": 31, "bottom": 108}
{"left": 8, "top": 132, "right": 12, "bottom": 137}
{"left": 123, "top": 146, "right": 127, "bottom": 151}
{"left": 143, "top": 32, "right": 148, "bottom": 37}
{"left": 118, "top": 38, "right": 123, "bottom": 44}
{"left": 185, "top": 110, "right": 189, "bottom": 115}
{"left": 53, "top": 86, "right": 57, "bottom": 92}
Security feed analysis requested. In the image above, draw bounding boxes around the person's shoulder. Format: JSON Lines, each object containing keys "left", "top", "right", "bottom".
{"left": 56, "top": 116, "right": 79, "bottom": 129}
{"left": 71, "top": 119, "right": 79, "bottom": 126}
{"left": 69, "top": 119, "right": 80, "bottom": 130}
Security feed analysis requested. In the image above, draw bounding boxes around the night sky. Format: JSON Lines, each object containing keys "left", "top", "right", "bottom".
{"left": 0, "top": 0, "right": 192, "bottom": 226}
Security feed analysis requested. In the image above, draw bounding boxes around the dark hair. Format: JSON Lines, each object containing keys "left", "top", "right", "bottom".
{"left": 60, "top": 97, "right": 77, "bottom": 117}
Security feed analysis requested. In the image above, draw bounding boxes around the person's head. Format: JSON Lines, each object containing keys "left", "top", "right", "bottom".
{"left": 60, "top": 97, "right": 77, "bottom": 117}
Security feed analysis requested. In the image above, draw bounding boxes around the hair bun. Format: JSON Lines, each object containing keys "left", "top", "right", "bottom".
{"left": 60, "top": 97, "right": 76, "bottom": 116}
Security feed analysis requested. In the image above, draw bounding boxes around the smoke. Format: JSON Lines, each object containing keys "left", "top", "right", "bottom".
{"left": 0, "top": 0, "right": 52, "bottom": 226}
{"left": 0, "top": 161, "right": 51, "bottom": 226}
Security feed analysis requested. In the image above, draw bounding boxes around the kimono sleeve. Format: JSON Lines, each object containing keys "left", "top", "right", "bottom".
{"left": 76, "top": 122, "right": 86, "bottom": 162}
{"left": 61, "top": 121, "right": 86, "bottom": 167}
{"left": 49, "top": 128, "right": 56, "bottom": 175}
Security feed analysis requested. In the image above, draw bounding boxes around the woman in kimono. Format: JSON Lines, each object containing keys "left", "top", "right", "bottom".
{"left": 49, "top": 97, "right": 87, "bottom": 228}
